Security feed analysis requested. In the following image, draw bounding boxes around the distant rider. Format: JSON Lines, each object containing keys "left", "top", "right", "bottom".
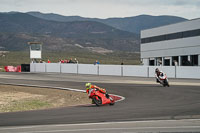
{"left": 155, "top": 68, "right": 164, "bottom": 83}
{"left": 85, "top": 83, "right": 110, "bottom": 99}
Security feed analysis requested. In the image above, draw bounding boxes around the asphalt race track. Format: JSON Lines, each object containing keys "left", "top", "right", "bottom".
{"left": 0, "top": 72, "right": 200, "bottom": 132}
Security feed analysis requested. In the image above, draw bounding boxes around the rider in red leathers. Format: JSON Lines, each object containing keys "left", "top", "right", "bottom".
{"left": 85, "top": 83, "right": 110, "bottom": 99}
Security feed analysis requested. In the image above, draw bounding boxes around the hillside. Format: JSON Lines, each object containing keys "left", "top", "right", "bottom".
{"left": 28, "top": 12, "right": 188, "bottom": 34}
{"left": 0, "top": 12, "right": 139, "bottom": 52}
{"left": 0, "top": 12, "right": 187, "bottom": 52}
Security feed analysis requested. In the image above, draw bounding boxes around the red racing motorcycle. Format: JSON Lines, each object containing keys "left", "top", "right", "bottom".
{"left": 88, "top": 88, "right": 115, "bottom": 106}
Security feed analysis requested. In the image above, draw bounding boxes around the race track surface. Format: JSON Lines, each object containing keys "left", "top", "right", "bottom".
{"left": 0, "top": 72, "right": 200, "bottom": 127}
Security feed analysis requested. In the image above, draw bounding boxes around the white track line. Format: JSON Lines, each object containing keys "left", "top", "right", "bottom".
{"left": 1, "top": 119, "right": 200, "bottom": 130}
{"left": 6, "top": 126, "right": 200, "bottom": 133}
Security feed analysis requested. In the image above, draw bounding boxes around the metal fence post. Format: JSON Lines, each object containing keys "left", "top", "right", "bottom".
{"left": 77, "top": 63, "right": 79, "bottom": 74}
{"left": 96, "top": 64, "right": 99, "bottom": 76}
{"left": 60, "top": 63, "right": 61, "bottom": 73}
{"left": 175, "top": 66, "right": 177, "bottom": 78}
{"left": 45, "top": 63, "right": 47, "bottom": 73}
{"left": 121, "top": 65, "right": 123, "bottom": 76}
{"left": 34, "top": 63, "right": 36, "bottom": 72}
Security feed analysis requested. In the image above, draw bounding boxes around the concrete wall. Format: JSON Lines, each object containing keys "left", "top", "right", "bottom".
{"left": 123, "top": 65, "right": 148, "bottom": 77}
{"left": 99, "top": 65, "right": 121, "bottom": 76}
{"left": 35, "top": 63, "right": 46, "bottom": 72}
{"left": 46, "top": 63, "right": 60, "bottom": 73}
{"left": 30, "top": 63, "right": 200, "bottom": 79}
{"left": 78, "top": 64, "right": 98, "bottom": 75}
{"left": 61, "top": 64, "right": 77, "bottom": 74}
{"left": 176, "top": 66, "right": 200, "bottom": 79}
{"left": 30, "top": 63, "right": 35, "bottom": 72}
{"left": 141, "top": 36, "right": 200, "bottom": 58}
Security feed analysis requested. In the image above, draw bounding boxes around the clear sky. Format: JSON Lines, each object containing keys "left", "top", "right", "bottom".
{"left": 0, "top": 0, "right": 200, "bottom": 19}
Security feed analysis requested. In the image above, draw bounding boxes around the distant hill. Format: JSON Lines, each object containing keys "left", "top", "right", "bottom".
{"left": 0, "top": 12, "right": 187, "bottom": 52}
{"left": 28, "top": 12, "right": 188, "bottom": 34}
{"left": 0, "top": 12, "right": 139, "bottom": 52}
{"left": 27, "top": 12, "right": 88, "bottom": 22}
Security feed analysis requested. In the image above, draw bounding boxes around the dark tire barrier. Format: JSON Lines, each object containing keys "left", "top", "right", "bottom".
{"left": 21, "top": 64, "right": 30, "bottom": 72}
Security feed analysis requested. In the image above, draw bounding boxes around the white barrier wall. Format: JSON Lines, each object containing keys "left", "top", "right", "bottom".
{"left": 35, "top": 63, "right": 46, "bottom": 72}
{"left": 30, "top": 63, "right": 200, "bottom": 79}
{"left": 46, "top": 63, "right": 60, "bottom": 73}
{"left": 30, "top": 63, "right": 35, "bottom": 72}
{"left": 99, "top": 65, "right": 121, "bottom": 76}
{"left": 123, "top": 65, "right": 148, "bottom": 77}
{"left": 176, "top": 66, "right": 200, "bottom": 79}
{"left": 78, "top": 64, "right": 98, "bottom": 75}
{"left": 61, "top": 64, "right": 77, "bottom": 74}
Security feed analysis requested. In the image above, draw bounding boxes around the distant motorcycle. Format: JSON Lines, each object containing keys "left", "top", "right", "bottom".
{"left": 157, "top": 73, "right": 170, "bottom": 87}
{"left": 88, "top": 88, "right": 115, "bottom": 106}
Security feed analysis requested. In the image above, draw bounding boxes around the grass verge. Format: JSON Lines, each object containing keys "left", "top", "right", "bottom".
{"left": 1, "top": 99, "right": 51, "bottom": 112}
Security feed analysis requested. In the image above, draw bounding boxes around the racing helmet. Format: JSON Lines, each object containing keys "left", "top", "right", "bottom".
{"left": 155, "top": 68, "right": 159, "bottom": 73}
{"left": 85, "top": 83, "right": 91, "bottom": 90}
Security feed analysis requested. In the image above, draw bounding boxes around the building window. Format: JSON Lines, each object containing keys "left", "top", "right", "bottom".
{"left": 141, "top": 29, "right": 200, "bottom": 44}
{"left": 166, "top": 32, "right": 182, "bottom": 40}
{"left": 191, "top": 55, "right": 198, "bottom": 66}
{"left": 181, "top": 56, "right": 191, "bottom": 66}
{"left": 172, "top": 56, "right": 179, "bottom": 66}
{"left": 183, "top": 29, "right": 200, "bottom": 38}
{"left": 156, "top": 57, "right": 162, "bottom": 66}
{"left": 30, "top": 44, "right": 41, "bottom": 51}
{"left": 149, "top": 60, "right": 155, "bottom": 66}
{"left": 164, "top": 59, "right": 170, "bottom": 66}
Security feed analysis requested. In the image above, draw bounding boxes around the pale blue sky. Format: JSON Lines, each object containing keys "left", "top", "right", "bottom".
{"left": 0, "top": 0, "right": 200, "bottom": 19}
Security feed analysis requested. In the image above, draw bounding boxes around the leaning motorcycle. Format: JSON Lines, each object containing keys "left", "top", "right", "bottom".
{"left": 158, "top": 73, "right": 170, "bottom": 87}
{"left": 88, "top": 88, "right": 115, "bottom": 106}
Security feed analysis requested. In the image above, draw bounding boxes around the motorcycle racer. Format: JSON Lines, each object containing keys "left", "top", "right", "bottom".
{"left": 85, "top": 83, "right": 110, "bottom": 99}
{"left": 155, "top": 68, "right": 164, "bottom": 83}
{"left": 155, "top": 68, "right": 169, "bottom": 87}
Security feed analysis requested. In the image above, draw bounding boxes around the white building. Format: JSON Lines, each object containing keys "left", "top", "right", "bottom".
{"left": 28, "top": 42, "right": 42, "bottom": 59}
{"left": 140, "top": 18, "right": 200, "bottom": 66}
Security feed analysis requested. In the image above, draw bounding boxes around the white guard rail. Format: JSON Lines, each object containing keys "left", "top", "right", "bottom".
{"left": 30, "top": 63, "right": 200, "bottom": 79}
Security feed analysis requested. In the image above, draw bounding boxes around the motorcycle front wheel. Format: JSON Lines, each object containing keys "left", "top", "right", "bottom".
{"left": 163, "top": 79, "right": 170, "bottom": 87}
{"left": 109, "top": 102, "right": 115, "bottom": 106}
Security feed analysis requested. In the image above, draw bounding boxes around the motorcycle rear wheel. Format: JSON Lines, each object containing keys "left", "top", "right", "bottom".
{"left": 92, "top": 96, "right": 102, "bottom": 106}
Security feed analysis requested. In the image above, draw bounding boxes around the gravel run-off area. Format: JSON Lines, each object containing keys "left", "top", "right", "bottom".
{"left": 0, "top": 84, "right": 90, "bottom": 113}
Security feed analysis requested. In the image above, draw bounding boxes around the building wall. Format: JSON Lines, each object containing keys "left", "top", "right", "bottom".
{"left": 141, "top": 36, "right": 200, "bottom": 58}
{"left": 141, "top": 18, "right": 200, "bottom": 38}
{"left": 140, "top": 18, "right": 200, "bottom": 66}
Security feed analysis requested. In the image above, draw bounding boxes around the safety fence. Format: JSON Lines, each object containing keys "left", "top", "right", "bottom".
{"left": 30, "top": 63, "right": 200, "bottom": 79}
